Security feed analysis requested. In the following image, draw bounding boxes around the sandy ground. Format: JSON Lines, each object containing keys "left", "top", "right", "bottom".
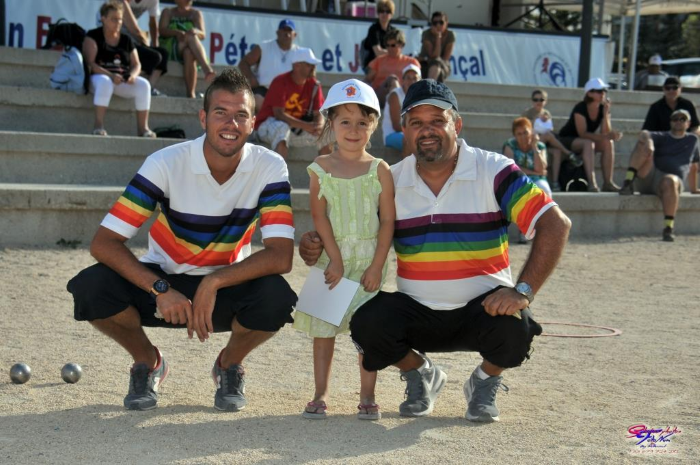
{"left": 1, "top": 236, "right": 698, "bottom": 464}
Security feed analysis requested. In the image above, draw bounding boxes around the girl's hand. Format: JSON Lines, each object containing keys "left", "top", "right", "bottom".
{"left": 324, "top": 260, "right": 344, "bottom": 290}
{"left": 610, "top": 130, "right": 623, "bottom": 142}
{"left": 530, "top": 133, "right": 540, "bottom": 151}
{"left": 360, "top": 265, "right": 382, "bottom": 292}
{"left": 540, "top": 113, "right": 550, "bottom": 122}
{"left": 112, "top": 73, "right": 124, "bottom": 85}
{"left": 603, "top": 98, "right": 611, "bottom": 114}
{"left": 126, "top": 74, "right": 136, "bottom": 85}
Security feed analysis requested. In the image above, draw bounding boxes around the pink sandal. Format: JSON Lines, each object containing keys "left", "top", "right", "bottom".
{"left": 302, "top": 401, "right": 327, "bottom": 420}
{"left": 357, "top": 403, "right": 381, "bottom": 421}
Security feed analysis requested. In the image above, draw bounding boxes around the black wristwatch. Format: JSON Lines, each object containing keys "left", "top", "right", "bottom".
{"left": 514, "top": 282, "right": 534, "bottom": 304}
{"left": 149, "top": 279, "right": 170, "bottom": 300}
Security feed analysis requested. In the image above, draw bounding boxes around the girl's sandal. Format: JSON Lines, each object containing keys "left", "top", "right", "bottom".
{"left": 357, "top": 403, "right": 381, "bottom": 421}
{"left": 302, "top": 401, "right": 328, "bottom": 420}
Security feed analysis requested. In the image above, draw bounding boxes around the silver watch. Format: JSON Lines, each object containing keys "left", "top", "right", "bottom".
{"left": 514, "top": 282, "right": 534, "bottom": 304}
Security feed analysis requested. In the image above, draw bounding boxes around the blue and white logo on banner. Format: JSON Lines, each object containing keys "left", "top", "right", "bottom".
{"left": 533, "top": 53, "right": 574, "bottom": 87}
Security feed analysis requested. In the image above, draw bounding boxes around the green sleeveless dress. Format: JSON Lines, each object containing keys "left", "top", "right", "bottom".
{"left": 293, "top": 159, "right": 388, "bottom": 337}
{"left": 160, "top": 14, "right": 195, "bottom": 64}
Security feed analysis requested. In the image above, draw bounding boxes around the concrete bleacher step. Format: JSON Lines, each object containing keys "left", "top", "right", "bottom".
{"left": 5, "top": 46, "right": 696, "bottom": 120}
{"left": 0, "top": 46, "right": 222, "bottom": 98}
{"left": 2, "top": 182, "right": 700, "bottom": 247}
{"left": 0, "top": 85, "right": 204, "bottom": 138}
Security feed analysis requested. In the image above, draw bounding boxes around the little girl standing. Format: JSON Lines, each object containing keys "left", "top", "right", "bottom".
{"left": 293, "top": 79, "right": 395, "bottom": 421}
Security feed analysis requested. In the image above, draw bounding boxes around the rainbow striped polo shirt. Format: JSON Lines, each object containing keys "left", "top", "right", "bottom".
{"left": 392, "top": 139, "right": 555, "bottom": 310}
{"left": 101, "top": 136, "right": 294, "bottom": 276}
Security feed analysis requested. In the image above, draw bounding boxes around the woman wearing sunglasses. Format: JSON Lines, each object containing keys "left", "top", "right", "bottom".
{"left": 523, "top": 89, "right": 579, "bottom": 191}
{"left": 361, "top": 1, "right": 398, "bottom": 71}
{"left": 418, "top": 11, "right": 455, "bottom": 82}
{"left": 558, "top": 78, "right": 623, "bottom": 192}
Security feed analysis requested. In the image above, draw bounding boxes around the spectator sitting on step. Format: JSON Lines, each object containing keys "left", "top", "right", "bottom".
{"left": 365, "top": 29, "right": 420, "bottom": 108}
{"left": 642, "top": 76, "right": 700, "bottom": 135}
{"left": 522, "top": 89, "right": 579, "bottom": 192}
{"left": 84, "top": 0, "right": 155, "bottom": 137}
{"left": 159, "top": 0, "right": 215, "bottom": 98}
{"left": 558, "top": 78, "right": 623, "bottom": 192}
{"left": 383, "top": 64, "right": 421, "bottom": 158}
{"left": 118, "top": 0, "right": 168, "bottom": 96}
{"left": 633, "top": 54, "right": 668, "bottom": 91}
{"left": 361, "top": 0, "right": 398, "bottom": 72}
{"left": 239, "top": 19, "right": 299, "bottom": 113}
{"left": 620, "top": 109, "right": 700, "bottom": 242}
{"left": 504, "top": 118, "right": 552, "bottom": 196}
{"left": 255, "top": 48, "right": 332, "bottom": 160}
{"left": 417, "top": 11, "right": 455, "bottom": 82}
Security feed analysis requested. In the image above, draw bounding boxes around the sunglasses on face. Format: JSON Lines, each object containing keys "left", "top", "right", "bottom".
{"left": 671, "top": 117, "right": 688, "bottom": 122}
{"left": 532, "top": 98, "right": 546, "bottom": 102}
{"left": 378, "top": 9, "right": 391, "bottom": 14}
{"left": 387, "top": 42, "right": 402, "bottom": 48}
{"left": 664, "top": 85, "right": 680, "bottom": 91}
{"left": 432, "top": 20, "right": 445, "bottom": 26}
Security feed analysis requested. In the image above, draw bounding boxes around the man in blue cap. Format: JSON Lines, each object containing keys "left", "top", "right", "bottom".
{"left": 300, "top": 79, "right": 571, "bottom": 423}
{"left": 240, "top": 19, "right": 299, "bottom": 113}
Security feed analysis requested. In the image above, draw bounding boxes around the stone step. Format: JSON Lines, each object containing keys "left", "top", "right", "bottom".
{"left": 0, "top": 130, "right": 635, "bottom": 190}
{"left": 2, "top": 183, "right": 700, "bottom": 246}
{"left": 0, "top": 84, "right": 204, "bottom": 138}
{"left": 3, "top": 46, "right": 694, "bottom": 119}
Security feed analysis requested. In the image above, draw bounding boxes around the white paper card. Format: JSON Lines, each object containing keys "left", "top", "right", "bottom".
{"left": 296, "top": 267, "right": 360, "bottom": 326}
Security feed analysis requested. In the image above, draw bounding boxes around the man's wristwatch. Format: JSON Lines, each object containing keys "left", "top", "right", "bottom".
{"left": 514, "top": 282, "right": 534, "bottom": 304}
{"left": 149, "top": 279, "right": 170, "bottom": 300}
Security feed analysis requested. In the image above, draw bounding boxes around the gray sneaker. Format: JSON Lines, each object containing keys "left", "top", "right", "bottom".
{"left": 464, "top": 369, "right": 509, "bottom": 422}
{"left": 123, "top": 346, "right": 169, "bottom": 411}
{"left": 212, "top": 352, "right": 247, "bottom": 411}
{"left": 399, "top": 359, "right": 447, "bottom": 417}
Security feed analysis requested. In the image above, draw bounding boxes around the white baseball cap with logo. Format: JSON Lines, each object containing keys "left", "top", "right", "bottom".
{"left": 291, "top": 47, "right": 322, "bottom": 65}
{"left": 320, "top": 79, "right": 381, "bottom": 117}
{"left": 583, "top": 77, "right": 609, "bottom": 93}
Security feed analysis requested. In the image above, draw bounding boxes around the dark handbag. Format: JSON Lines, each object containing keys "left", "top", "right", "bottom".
{"left": 43, "top": 18, "right": 86, "bottom": 50}
{"left": 153, "top": 125, "right": 186, "bottom": 139}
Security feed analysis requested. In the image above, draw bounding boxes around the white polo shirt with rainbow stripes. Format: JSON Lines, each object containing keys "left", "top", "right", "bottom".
{"left": 392, "top": 138, "right": 556, "bottom": 310}
{"left": 101, "top": 135, "right": 294, "bottom": 276}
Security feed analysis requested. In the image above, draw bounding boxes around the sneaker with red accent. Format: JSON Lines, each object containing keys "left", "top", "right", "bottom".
{"left": 123, "top": 346, "right": 169, "bottom": 410}
{"left": 212, "top": 350, "right": 247, "bottom": 411}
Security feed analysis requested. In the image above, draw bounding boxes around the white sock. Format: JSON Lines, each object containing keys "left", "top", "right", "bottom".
{"left": 417, "top": 358, "right": 430, "bottom": 373}
{"left": 475, "top": 366, "right": 490, "bottom": 380}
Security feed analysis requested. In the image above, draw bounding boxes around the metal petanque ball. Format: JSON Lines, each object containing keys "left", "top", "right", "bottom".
{"left": 61, "top": 363, "right": 82, "bottom": 384}
{"left": 10, "top": 363, "right": 31, "bottom": 384}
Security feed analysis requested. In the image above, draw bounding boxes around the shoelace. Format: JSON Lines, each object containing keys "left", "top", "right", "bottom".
{"left": 221, "top": 367, "right": 244, "bottom": 395}
{"left": 129, "top": 364, "right": 151, "bottom": 395}
{"left": 400, "top": 372, "right": 424, "bottom": 401}
{"left": 478, "top": 379, "right": 509, "bottom": 405}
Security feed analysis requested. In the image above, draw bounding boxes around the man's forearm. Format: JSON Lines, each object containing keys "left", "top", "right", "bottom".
{"left": 517, "top": 206, "right": 571, "bottom": 295}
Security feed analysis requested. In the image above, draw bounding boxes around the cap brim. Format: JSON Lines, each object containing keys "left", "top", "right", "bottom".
{"left": 401, "top": 99, "right": 453, "bottom": 115}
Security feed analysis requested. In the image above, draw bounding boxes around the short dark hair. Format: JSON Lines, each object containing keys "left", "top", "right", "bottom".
{"left": 100, "top": 0, "right": 123, "bottom": 18}
{"left": 664, "top": 76, "right": 681, "bottom": 87}
{"left": 432, "top": 11, "right": 447, "bottom": 21}
{"left": 385, "top": 29, "right": 406, "bottom": 46}
{"left": 203, "top": 68, "right": 253, "bottom": 112}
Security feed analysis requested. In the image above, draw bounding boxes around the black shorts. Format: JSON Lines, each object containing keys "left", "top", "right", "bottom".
{"left": 558, "top": 136, "right": 576, "bottom": 151}
{"left": 350, "top": 288, "right": 542, "bottom": 371}
{"left": 67, "top": 263, "right": 296, "bottom": 332}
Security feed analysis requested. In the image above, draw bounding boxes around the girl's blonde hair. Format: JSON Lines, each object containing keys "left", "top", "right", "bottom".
{"left": 318, "top": 103, "right": 380, "bottom": 148}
